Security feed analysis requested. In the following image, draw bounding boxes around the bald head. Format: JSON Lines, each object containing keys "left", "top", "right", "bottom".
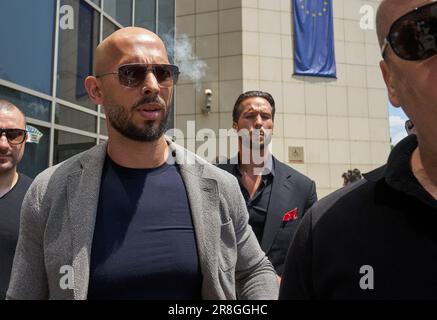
{"left": 94, "top": 27, "right": 169, "bottom": 75}
{"left": 0, "top": 100, "right": 26, "bottom": 127}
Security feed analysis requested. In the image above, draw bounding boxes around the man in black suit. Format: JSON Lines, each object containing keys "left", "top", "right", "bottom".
{"left": 217, "top": 91, "right": 317, "bottom": 279}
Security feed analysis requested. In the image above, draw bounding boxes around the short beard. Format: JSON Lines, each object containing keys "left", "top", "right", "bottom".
{"left": 106, "top": 95, "right": 170, "bottom": 142}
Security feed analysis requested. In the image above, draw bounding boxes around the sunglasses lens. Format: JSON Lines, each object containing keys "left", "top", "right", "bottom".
{"left": 117, "top": 64, "right": 179, "bottom": 87}
{"left": 153, "top": 66, "right": 173, "bottom": 86}
{"left": 390, "top": 3, "right": 437, "bottom": 60}
{"left": 6, "top": 129, "right": 26, "bottom": 144}
{"left": 118, "top": 65, "right": 146, "bottom": 87}
{"left": 154, "top": 65, "right": 180, "bottom": 87}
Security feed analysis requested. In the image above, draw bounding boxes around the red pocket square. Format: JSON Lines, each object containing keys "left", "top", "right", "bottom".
{"left": 282, "top": 208, "right": 298, "bottom": 222}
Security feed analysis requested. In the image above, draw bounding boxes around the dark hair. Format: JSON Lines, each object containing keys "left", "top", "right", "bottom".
{"left": 342, "top": 168, "right": 362, "bottom": 185}
{"left": 232, "top": 91, "right": 276, "bottom": 123}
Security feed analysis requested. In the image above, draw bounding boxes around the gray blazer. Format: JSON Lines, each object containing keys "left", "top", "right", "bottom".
{"left": 7, "top": 138, "right": 278, "bottom": 300}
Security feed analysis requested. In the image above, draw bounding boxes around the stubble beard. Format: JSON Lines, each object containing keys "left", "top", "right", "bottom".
{"left": 106, "top": 95, "right": 170, "bottom": 142}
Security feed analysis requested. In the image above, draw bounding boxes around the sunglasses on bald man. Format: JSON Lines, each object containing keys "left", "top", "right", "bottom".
{"left": 382, "top": 1, "right": 437, "bottom": 60}
{"left": 96, "top": 63, "right": 180, "bottom": 88}
{"left": 0, "top": 128, "right": 27, "bottom": 145}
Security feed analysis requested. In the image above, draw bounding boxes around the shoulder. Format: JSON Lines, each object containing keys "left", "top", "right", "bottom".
{"left": 204, "top": 161, "right": 241, "bottom": 190}
{"left": 274, "top": 157, "right": 314, "bottom": 185}
{"left": 27, "top": 144, "right": 105, "bottom": 198}
{"left": 307, "top": 177, "right": 376, "bottom": 229}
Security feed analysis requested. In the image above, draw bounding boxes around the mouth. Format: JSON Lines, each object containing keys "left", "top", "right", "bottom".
{"left": 136, "top": 104, "right": 163, "bottom": 121}
{"left": 0, "top": 155, "right": 11, "bottom": 163}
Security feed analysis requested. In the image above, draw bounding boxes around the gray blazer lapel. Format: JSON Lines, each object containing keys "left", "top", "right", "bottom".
{"left": 66, "top": 143, "right": 107, "bottom": 300}
{"left": 169, "top": 141, "right": 221, "bottom": 298}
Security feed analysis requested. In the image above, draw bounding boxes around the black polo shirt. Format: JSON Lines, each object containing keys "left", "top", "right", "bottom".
{"left": 280, "top": 134, "right": 437, "bottom": 299}
{"left": 234, "top": 157, "right": 275, "bottom": 243}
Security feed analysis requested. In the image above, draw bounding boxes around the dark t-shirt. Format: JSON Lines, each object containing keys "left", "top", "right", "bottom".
{"left": 0, "top": 173, "right": 33, "bottom": 299}
{"left": 87, "top": 156, "right": 202, "bottom": 300}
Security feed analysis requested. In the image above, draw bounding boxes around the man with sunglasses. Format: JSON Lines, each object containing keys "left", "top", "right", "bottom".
{"left": 0, "top": 100, "right": 32, "bottom": 299}
{"left": 280, "top": 0, "right": 437, "bottom": 299}
{"left": 7, "top": 27, "right": 278, "bottom": 300}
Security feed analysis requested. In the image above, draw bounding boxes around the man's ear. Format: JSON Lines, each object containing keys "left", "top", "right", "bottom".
{"left": 84, "top": 76, "right": 104, "bottom": 105}
{"left": 380, "top": 60, "right": 401, "bottom": 107}
{"left": 232, "top": 121, "right": 238, "bottom": 131}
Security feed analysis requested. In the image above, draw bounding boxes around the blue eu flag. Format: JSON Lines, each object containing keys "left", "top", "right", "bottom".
{"left": 293, "top": 0, "right": 336, "bottom": 78}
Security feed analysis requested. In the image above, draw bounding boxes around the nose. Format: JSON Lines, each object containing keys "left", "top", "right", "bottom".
{"left": 141, "top": 70, "right": 160, "bottom": 96}
{"left": 0, "top": 133, "right": 10, "bottom": 151}
{"left": 254, "top": 114, "right": 263, "bottom": 128}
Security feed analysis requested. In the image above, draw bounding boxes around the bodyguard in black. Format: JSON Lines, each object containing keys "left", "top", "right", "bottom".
{"left": 0, "top": 100, "right": 31, "bottom": 298}
{"left": 280, "top": 0, "right": 437, "bottom": 299}
{"left": 280, "top": 135, "right": 437, "bottom": 299}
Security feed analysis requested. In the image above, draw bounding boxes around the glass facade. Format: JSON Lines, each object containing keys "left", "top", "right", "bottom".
{"left": 0, "top": 0, "right": 175, "bottom": 178}
{"left": 0, "top": 0, "right": 55, "bottom": 95}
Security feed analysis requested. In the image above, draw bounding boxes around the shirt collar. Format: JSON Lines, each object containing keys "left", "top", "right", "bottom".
{"left": 235, "top": 153, "right": 275, "bottom": 178}
{"left": 365, "top": 134, "right": 437, "bottom": 209}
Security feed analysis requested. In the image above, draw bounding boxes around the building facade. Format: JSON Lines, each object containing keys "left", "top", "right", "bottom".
{"left": 0, "top": 0, "right": 390, "bottom": 198}
{"left": 174, "top": 0, "right": 390, "bottom": 198}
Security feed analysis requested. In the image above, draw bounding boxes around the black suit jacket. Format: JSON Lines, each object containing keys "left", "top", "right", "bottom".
{"left": 217, "top": 157, "right": 317, "bottom": 275}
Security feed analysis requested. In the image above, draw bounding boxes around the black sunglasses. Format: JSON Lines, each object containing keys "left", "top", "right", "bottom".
{"left": 0, "top": 128, "right": 27, "bottom": 145}
{"left": 382, "top": 2, "right": 437, "bottom": 60}
{"left": 96, "top": 63, "right": 180, "bottom": 88}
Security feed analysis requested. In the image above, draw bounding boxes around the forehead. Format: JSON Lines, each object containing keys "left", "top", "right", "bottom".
{"left": 240, "top": 97, "right": 272, "bottom": 113}
{"left": 0, "top": 109, "right": 25, "bottom": 128}
{"left": 112, "top": 34, "right": 169, "bottom": 65}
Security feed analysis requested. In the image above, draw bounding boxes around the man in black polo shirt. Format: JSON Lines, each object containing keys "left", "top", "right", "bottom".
{"left": 280, "top": 0, "right": 437, "bottom": 299}
{"left": 0, "top": 100, "right": 32, "bottom": 299}
{"left": 218, "top": 91, "right": 317, "bottom": 280}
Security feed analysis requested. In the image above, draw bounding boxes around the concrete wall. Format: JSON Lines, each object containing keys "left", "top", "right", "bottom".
{"left": 175, "top": 0, "right": 390, "bottom": 198}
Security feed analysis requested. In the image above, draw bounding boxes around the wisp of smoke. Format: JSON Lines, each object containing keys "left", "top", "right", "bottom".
{"left": 163, "top": 32, "right": 207, "bottom": 91}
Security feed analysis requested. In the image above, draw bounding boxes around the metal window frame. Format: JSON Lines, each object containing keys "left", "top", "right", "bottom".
{"left": 0, "top": 0, "right": 175, "bottom": 170}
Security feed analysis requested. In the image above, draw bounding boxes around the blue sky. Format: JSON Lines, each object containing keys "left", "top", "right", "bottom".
{"left": 388, "top": 102, "right": 409, "bottom": 145}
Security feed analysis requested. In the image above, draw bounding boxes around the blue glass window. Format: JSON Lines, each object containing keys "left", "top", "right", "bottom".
{"left": 55, "top": 104, "right": 97, "bottom": 133}
{"left": 0, "top": 85, "right": 51, "bottom": 122}
{"left": 57, "top": 0, "right": 99, "bottom": 110}
{"left": 103, "top": 17, "right": 119, "bottom": 40}
{"left": 135, "top": 0, "right": 156, "bottom": 31}
{"left": 104, "top": 0, "right": 133, "bottom": 26}
{"left": 18, "top": 124, "right": 50, "bottom": 178}
{"left": 53, "top": 130, "right": 96, "bottom": 165}
{"left": 0, "top": 0, "right": 55, "bottom": 95}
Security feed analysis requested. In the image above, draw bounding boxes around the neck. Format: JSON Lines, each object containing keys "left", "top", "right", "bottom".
{"left": 411, "top": 146, "right": 437, "bottom": 199}
{"left": 0, "top": 168, "right": 18, "bottom": 197}
{"left": 238, "top": 145, "right": 269, "bottom": 175}
{"left": 107, "top": 134, "right": 169, "bottom": 169}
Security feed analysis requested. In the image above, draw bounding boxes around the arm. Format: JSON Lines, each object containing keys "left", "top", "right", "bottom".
{"left": 231, "top": 179, "right": 279, "bottom": 300}
{"left": 6, "top": 181, "right": 48, "bottom": 300}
